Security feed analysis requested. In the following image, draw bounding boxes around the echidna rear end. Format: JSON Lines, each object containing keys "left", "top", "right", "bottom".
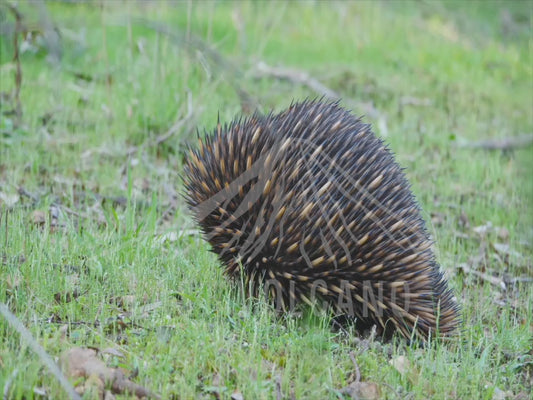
{"left": 183, "top": 100, "right": 459, "bottom": 340}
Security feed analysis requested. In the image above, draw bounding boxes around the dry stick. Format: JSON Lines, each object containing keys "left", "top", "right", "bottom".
{"left": 255, "top": 61, "right": 340, "bottom": 99}
{"left": 275, "top": 375, "right": 283, "bottom": 400}
{"left": 506, "top": 276, "right": 533, "bottom": 284}
{"left": 253, "top": 61, "right": 380, "bottom": 118}
{"left": 458, "top": 239, "right": 507, "bottom": 290}
{"left": 457, "top": 133, "right": 533, "bottom": 150}
{"left": 458, "top": 263, "right": 506, "bottom": 290}
{"left": 349, "top": 351, "right": 361, "bottom": 383}
{"left": 0, "top": 303, "right": 82, "bottom": 400}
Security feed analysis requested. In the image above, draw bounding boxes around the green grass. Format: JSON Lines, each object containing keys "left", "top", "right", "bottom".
{"left": 1, "top": 1, "right": 532, "bottom": 399}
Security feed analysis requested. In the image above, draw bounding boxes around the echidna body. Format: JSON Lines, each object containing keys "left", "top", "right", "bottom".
{"left": 184, "top": 100, "right": 459, "bottom": 339}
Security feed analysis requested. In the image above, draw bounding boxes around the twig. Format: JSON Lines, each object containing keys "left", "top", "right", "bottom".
{"left": 0, "top": 303, "right": 81, "bottom": 400}
{"left": 458, "top": 263, "right": 506, "bottom": 290}
{"left": 504, "top": 276, "right": 533, "bottom": 284}
{"left": 252, "top": 61, "right": 381, "bottom": 118}
{"left": 457, "top": 134, "right": 533, "bottom": 150}
{"left": 17, "top": 186, "right": 40, "bottom": 203}
{"left": 53, "top": 203, "right": 82, "bottom": 218}
{"left": 254, "top": 61, "right": 340, "bottom": 99}
{"left": 275, "top": 375, "right": 283, "bottom": 400}
{"left": 349, "top": 351, "right": 361, "bottom": 383}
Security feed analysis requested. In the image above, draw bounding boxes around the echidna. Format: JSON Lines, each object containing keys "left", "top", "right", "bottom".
{"left": 183, "top": 99, "right": 459, "bottom": 340}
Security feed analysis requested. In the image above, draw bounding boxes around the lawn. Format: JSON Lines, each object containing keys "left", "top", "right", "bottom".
{"left": 0, "top": 1, "right": 532, "bottom": 399}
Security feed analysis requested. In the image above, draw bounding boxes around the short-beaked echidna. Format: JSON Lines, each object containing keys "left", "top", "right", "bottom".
{"left": 183, "top": 99, "right": 459, "bottom": 340}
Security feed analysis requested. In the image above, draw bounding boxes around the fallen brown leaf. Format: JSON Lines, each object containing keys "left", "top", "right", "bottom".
{"left": 60, "top": 347, "right": 160, "bottom": 399}
{"left": 458, "top": 263, "right": 506, "bottom": 291}
{"left": 492, "top": 242, "right": 524, "bottom": 261}
{"left": 340, "top": 381, "right": 381, "bottom": 400}
{"left": 31, "top": 210, "right": 46, "bottom": 225}
{"left": 389, "top": 355, "right": 411, "bottom": 376}
{"left": 339, "top": 352, "right": 381, "bottom": 400}
{"left": 497, "top": 227, "right": 510, "bottom": 242}
{"left": 472, "top": 222, "right": 493, "bottom": 236}
{"left": 0, "top": 191, "right": 20, "bottom": 207}
{"left": 231, "top": 390, "right": 244, "bottom": 400}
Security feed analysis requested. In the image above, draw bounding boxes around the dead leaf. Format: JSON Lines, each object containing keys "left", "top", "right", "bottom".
{"left": 231, "top": 390, "right": 244, "bottom": 400}
{"left": 490, "top": 386, "right": 509, "bottom": 400}
{"left": 31, "top": 210, "right": 46, "bottom": 225}
{"left": 60, "top": 347, "right": 160, "bottom": 399}
{"left": 492, "top": 243, "right": 523, "bottom": 260}
{"left": 473, "top": 222, "right": 493, "bottom": 236}
{"left": 59, "top": 324, "right": 69, "bottom": 339}
{"left": 497, "top": 227, "right": 510, "bottom": 242}
{"left": 0, "top": 191, "right": 20, "bottom": 207}
{"left": 458, "top": 263, "right": 506, "bottom": 291}
{"left": 339, "top": 352, "right": 381, "bottom": 399}
{"left": 389, "top": 355, "right": 410, "bottom": 375}
{"left": 79, "top": 372, "right": 105, "bottom": 399}
{"left": 203, "top": 372, "right": 225, "bottom": 399}
{"left": 33, "top": 387, "right": 47, "bottom": 397}
{"left": 339, "top": 381, "right": 381, "bottom": 400}
{"left": 104, "top": 390, "right": 116, "bottom": 400}
{"left": 389, "top": 355, "right": 420, "bottom": 386}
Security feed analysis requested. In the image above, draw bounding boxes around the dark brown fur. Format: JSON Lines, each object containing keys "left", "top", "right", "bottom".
{"left": 184, "top": 100, "right": 459, "bottom": 340}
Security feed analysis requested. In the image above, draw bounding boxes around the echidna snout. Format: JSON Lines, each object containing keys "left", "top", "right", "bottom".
{"left": 183, "top": 99, "right": 459, "bottom": 340}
